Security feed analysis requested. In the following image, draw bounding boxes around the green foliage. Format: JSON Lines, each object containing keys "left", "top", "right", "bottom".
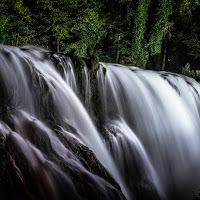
{"left": 182, "top": 62, "right": 200, "bottom": 80}
{"left": 132, "top": 0, "right": 151, "bottom": 68}
{"left": 148, "top": 0, "right": 173, "bottom": 56}
{"left": 166, "top": 0, "right": 200, "bottom": 73}
{"left": 70, "top": 8, "right": 105, "bottom": 56}
{"left": 179, "top": 0, "right": 200, "bottom": 14}
{"left": 0, "top": 0, "right": 200, "bottom": 72}
{"left": 0, "top": 1, "right": 16, "bottom": 45}
{"left": 0, "top": 15, "right": 17, "bottom": 45}
{"left": 182, "top": 62, "right": 191, "bottom": 74}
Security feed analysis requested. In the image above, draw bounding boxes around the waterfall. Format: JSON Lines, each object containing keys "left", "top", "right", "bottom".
{"left": 0, "top": 45, "right": 200, "bottom": 200}
{"left": 82, "top": 65, "right": 92, "bottom": 111}
{"left": 97, "top": 63, "right": 200, "bottom": 200}
{"left": 53, "top": 54, "right": 78, "bottom": 93}
{"left": 0, "top": 46, "right": 126, "bottom": 200}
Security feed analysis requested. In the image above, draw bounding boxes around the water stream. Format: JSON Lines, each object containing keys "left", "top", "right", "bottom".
{"left": 0, "top": 45, "right": 200, "bottom": 200}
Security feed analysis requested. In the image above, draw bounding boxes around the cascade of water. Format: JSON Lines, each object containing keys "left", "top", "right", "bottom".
{"left": 101, "top": 119, "right": 163, "bottom": 200}
{"left": 1, "top": 45, "right": 200, "bottom": 200}
{"left": 82, "top": 65, "right": 92, "bottom": 110}
{"left": 0, "top": 46, "right": 127, "bottom": 200}
{"left": 97, "top": 62, "right": 200, "bottom": 200}
{"left": 52, "top": 53, "right": 78, "bottom": 93}
{"left": 0, "top": 111, "right": 123, "bottom": 200}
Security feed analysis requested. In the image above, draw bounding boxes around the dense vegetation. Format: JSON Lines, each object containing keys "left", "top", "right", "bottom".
{"left": 0, "top": 0, "right": 200, "bottom": 74}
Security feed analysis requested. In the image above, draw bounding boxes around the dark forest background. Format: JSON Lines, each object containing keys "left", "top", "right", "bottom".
{"left": 1, "top": 0, "right": 200, "bottom": 77}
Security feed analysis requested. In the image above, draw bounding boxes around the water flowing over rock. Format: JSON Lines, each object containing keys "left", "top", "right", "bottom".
{"left": 0, "top": 45, "right": 200, "bottom": 200}
{"left": 97, "top": 63, "right": 200, "bottom": 200}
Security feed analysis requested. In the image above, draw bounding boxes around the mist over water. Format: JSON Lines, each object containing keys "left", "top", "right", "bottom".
{"left": 0, "top": 45, "right": 200, "bottom": 200}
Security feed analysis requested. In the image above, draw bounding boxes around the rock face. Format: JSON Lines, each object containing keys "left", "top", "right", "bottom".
{"left": 0, "top": 111, "right": 125, "bottom": 200}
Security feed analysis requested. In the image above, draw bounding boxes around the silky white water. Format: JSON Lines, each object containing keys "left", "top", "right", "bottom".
{"left": 0, "top": 46, "right": 127, "bottom": 200}
{"left": 1, "top": 46, "right": 200, "bottom": 200}
{"left": 97, "top": 63, "right": 200, "bottom": 200}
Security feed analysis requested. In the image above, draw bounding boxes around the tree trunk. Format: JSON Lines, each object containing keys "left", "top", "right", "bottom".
{"left": 57, "top": 39, "right": 59, "bottom": 53}
{"left": 16, "top": 34, "right": 19, "bottom": 46}
{"left": 161, "top": 29, "right": 167, "bottom": 71}
{"left": 116, "top": 35, "right": 120, "bottom": 63}
{"left": 162, "top": 45, "right": 167, "bottom": 71}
